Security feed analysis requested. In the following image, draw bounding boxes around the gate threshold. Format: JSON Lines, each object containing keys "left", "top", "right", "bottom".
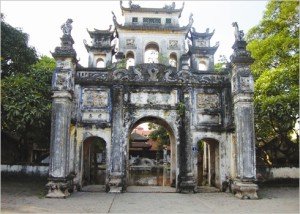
{"left": 126, "top": 186, "right": 176, "bottom": 193}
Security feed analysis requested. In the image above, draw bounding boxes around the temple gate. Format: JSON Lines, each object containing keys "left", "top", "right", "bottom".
{"left": 46, "top": 1, "right": 258, "bottom": 199}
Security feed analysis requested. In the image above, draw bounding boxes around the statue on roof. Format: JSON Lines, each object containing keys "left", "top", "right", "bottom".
{"left": 61, "top": 19, "right": 73, "bottom": 36}
{"left": 128, "top": 0, "right": 140, "bottom": 9}
{"left": 232, "top": 22, "right": 245, "bottom": 41}
{"left": 163, "top": 2, "right": 175, "bottom": 10}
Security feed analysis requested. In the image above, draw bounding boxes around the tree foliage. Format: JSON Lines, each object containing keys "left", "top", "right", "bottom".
{"left": 1, "top": 56, "right": 55, "bottom": 162}
{"left": 246, "top": 0, "right": 299, "bottom": 166}
{"left": 1, "top": 14, "right": 38, "bottom": 77}
{"left": 148, "top": 123, "right": 170, "bottom": 152}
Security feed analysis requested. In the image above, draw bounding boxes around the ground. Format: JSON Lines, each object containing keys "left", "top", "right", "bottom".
{"left": 1, "top": 179, "right": 299, "bottom": 213}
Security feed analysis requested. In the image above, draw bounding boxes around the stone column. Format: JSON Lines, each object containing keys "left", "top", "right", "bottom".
{"left": 230, "top": 23, "right": 258, "bottom": 199}
{"left": 46, "top": 19, "right": 77, "bottom": 198}
{"left": 108, "top": 85, "right": 125, "bottom": 193}
{"left": 177, "top": 68, "right": 196, "bottom": 192}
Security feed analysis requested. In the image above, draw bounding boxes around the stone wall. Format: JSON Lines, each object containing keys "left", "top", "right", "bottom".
{"left": 1, "top": 164, "right": 49, "bottom": 176}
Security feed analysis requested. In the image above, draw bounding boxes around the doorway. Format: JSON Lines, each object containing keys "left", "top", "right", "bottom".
{"left": 82, "top": 137, "right": 107, "bottom": 186}
{"left": 197, "top": 138, "right": 220, "bottom": 188}
{"left": 127, "top": 117, "right": 176, "bottom": 188}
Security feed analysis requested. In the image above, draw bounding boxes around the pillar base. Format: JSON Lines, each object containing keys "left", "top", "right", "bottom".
{"left": 46, "top": 180, "right": 71, "bottom": 198}
{"left": 231, "top": 180, "right": 258, "bottom": 199}
{"left": 178, "top": 173, "right": 196, "bottom": 193}
{"left": 108, "top": 172, "right": 124, "bottom": 193}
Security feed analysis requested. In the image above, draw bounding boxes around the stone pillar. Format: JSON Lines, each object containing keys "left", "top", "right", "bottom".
{"left": 230, "top": 23, "right": 258, "bottom": 199}
{"left": 178, "top": 85, "right": 196, "bottom": 193}
{"left": 46, "top": 19, "right": 77, "bottom": 198}
{"left": 108, "top": 85, "right": 125, "bottom": 193}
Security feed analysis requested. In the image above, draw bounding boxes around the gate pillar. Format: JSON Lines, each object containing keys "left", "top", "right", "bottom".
{"left": 230, "top": 22, "right": 258, "bottom": 199}
{"left": 46, "top": 19, "right": 77, "bottom": 198}
{"left": 108, "top": 85, "right": 125, "bottom": 192}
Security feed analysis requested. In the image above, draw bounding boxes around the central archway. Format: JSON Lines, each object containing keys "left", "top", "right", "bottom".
{"left": 127, "top": 116, "right": 177, "bottom": 188}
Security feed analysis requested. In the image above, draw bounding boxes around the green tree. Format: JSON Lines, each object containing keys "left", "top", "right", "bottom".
{"left": 246, "top": 0, "right": 299, "bottom": 166}
{"left": 1, "top": 14, "right": 38, "bottom": 77}
{"left": 148, "top": 123, "right": 170, "bottom": 160}
{"left": 1, "top": 56, "right": 56, "bottom": 162}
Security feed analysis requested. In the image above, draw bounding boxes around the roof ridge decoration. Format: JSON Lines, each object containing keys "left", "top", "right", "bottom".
{"left": 120, "top": 0, "right": 185, "bottom": 17}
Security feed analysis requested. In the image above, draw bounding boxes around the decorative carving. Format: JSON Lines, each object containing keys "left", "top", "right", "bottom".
{"left": 178, "top": 70, "right": 191, "bottom": 82}
{"left": 169, "top": 40, "right": 178, "bottom": 49}
{"left": 196, "top": 39, "right": 206, "bottom": 47}
{"left": 52, "top": 68, "right": 73, "bottom": 91}
{"left": 83, "top": 89, "right": 108, "bottom": 108}
{"left": 61, "top": 19, "right": 73, "bottom": 36}
{"left": 126, "top": 39, "right": 135, "bottom": 46}
{"left": 147, "top": 68, "right": 159, "bottom": 81}
{"left": 113, "top": 69, "right": 129, "bottom": 81}
{"left": 197, "top": 93, "right": 220, "bottom": 109}
{"left": 133, "top": 67, "right": 143, "bottom": 81}
{"left": 232, "top": 22, "right": 244, "bottom": 41}
{"left": 163, "top": 2, "right": 175, "bottom": 10}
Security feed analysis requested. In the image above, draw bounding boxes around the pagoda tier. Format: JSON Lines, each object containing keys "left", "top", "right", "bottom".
{"left": 113, "top": 17, "right": 192, "bottom": 33}
{"left": 84, "top": 26, "right": 116, "bottom": 53}
{"left": 188, "top": 43, "right": 219, "bottom": 55}
{"left": 188, "top": 27, "right": 219, "bottom": 71}
{"left": 120, "top": 1, "right": 185, "bottom": 18}
{"left": 84, "top": 26, "right": 116, "bottom": 67}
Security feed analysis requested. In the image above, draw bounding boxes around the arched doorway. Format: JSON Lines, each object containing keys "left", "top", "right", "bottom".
{"left": 127, "top": 117, "right": 176, "bottom": 188}
{"left": 197, "top": 138, "right": 220, "bottom": 188}
{"left": 144, "top": 42, "right": 159, "bottom": 63}
{"left": 82, "top": 137, "right": 107, "bottom": 186}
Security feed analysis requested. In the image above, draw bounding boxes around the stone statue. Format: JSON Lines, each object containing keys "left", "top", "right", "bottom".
{"left": 232, "top": 22, "right": 244, "bottom": 41}
{"left": 61, "top": 19, "right": 73, "bottom": 36}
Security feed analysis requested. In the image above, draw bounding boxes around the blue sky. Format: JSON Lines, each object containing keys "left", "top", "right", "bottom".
{"left": 2, "top": 1, "right": 268, "bottom": 66}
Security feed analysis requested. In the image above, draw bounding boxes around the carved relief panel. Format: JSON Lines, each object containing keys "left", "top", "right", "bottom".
{"left": 168, "top": 40, "right": 179, "bottom": 49}
{"left": 81, "top": 88, "right": 110, "bottom": 123}
{"left": 52, "top": 69, "right": 73, "bottom": 91}
{"left": 197, "top": 93, "right": 220, "bottom": 109}
{"left": 126, "top": 38, "right": 136, "bottom": 49}
{"left": 82, "top": 89, "right": 108, "bottom": 108}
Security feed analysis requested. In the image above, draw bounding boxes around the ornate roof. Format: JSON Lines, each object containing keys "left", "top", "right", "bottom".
{"left": 84, "top": 40, "right": 116, "bottom": 53}
{"left": 120, "top": 1, "right": 185, "bottom": 18}
{"left": 113, "top": 11, "right": 193, "bottom": 33}
{"left": 87, "top": 26, "right": 115, "bottom": 40}
{"left": 190, "top": 27, "right": 215, "bottom": 40}
{"left": 188, "top": 44, "right": 219, "bottom": 55}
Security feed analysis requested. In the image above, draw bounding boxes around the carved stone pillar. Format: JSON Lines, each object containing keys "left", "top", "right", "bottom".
{"left": 108, "top": 85, "right": 125, "bottom": 193}
{"left": 230, "top": 23, "right": 258, "bottom": 199}
{"left": 46, "top": 20, "right": 77, "bottom": 198}
{"left": 178, "top": 87, "right": 196, "bottom": 193}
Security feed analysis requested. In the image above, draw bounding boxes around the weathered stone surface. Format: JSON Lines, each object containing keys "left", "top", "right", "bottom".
{"left": 47, "top": 8, "right": 257, "bottom": 199}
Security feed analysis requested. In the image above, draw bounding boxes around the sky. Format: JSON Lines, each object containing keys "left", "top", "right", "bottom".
{"left": 1, "top": 0, "right": 268, "bottom": 67}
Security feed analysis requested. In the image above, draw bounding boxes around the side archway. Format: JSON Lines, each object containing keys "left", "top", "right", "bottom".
{"left": 82, "top": 136, "right": 107, "bottom": 186}
{"left": 197, "top": 138, "right": 220, "bottom": 188}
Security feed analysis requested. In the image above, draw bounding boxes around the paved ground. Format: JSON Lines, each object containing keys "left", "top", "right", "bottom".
{"left": 1, "top": 179, "right": 299, "bottom": 213}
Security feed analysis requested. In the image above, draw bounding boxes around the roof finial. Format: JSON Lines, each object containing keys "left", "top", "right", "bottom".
{"left": 232, "top": 22, "right": 245, "bottom": 41}
{"left": 61, "top": 19, "right": 73, "bottom": 36}
{"left": 189, "top": 13, "right": 194, "bottom": 25}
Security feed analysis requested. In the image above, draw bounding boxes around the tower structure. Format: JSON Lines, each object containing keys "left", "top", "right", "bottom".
{"left": 188, "top": 27, "right": 219, "bottom": 71}
{"left": 84, "top": 26, "right": 116, "bottom": 68}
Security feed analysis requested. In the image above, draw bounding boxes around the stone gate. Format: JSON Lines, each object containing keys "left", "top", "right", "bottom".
{"left": 46, "top": 1, "right": 258, "bottom": 199}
